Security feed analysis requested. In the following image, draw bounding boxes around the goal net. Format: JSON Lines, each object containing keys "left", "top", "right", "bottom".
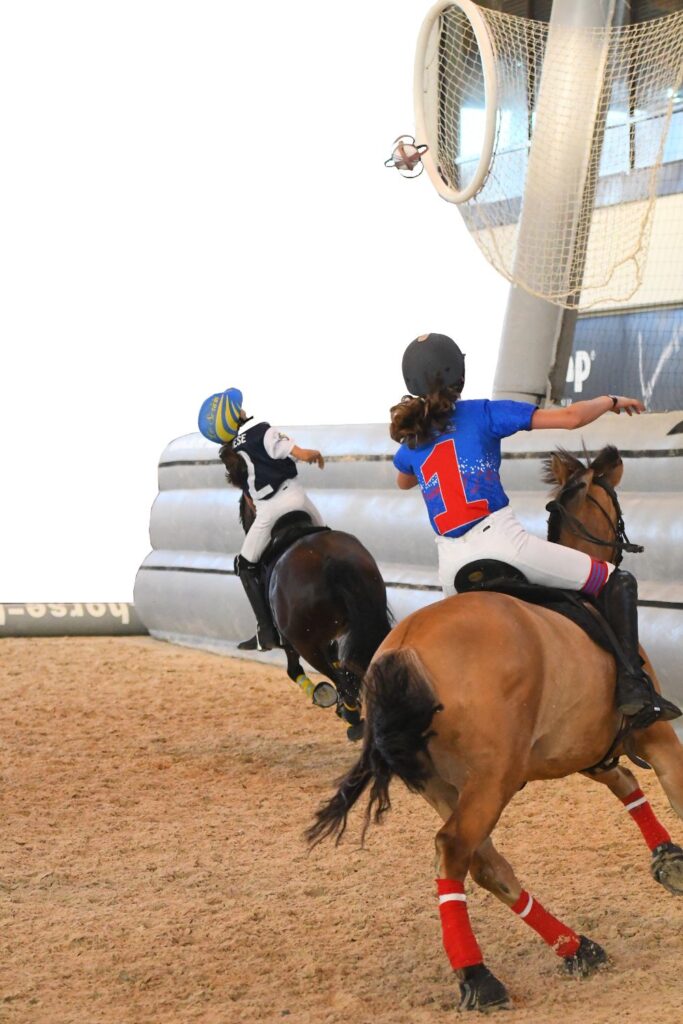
{"left": 415, "top": 0, "right": 683, "bottom": 311}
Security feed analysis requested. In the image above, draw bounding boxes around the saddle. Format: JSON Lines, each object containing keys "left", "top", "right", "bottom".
{"left": 260, "top": 511, "right": 330, "bottom": 577}
{"left": 454, "top": 559, "right": 613, "bottom": 655}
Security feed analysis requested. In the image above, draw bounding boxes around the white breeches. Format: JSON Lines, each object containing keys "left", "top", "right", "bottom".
{"left": 240, "top": 480, "right": 324, "bottom": 563}
{"left": 436, "top": 505, "right": 615, "bottom": 597}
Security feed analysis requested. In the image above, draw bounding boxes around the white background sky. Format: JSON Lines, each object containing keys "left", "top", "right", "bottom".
{"left": 0, "top": 0, "right": 508, "bottom": 602}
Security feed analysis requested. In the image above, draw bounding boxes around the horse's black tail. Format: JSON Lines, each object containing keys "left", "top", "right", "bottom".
{"left": 306, "top": 649, "right": 441, "bottom": 847}
{"left": 324, "top": 558, "right": 394, "bottom": 679}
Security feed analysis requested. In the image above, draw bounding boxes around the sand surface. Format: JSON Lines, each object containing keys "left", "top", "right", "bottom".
{"left": 1, "top": 636, "right": 682, "bottom": 1024}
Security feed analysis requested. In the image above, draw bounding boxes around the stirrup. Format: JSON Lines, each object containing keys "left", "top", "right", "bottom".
{"left": 616, "top": 664, "right": 682, "bottom": 725}
{"left": 620, "top": 695, "right": 682, "bottom": 729}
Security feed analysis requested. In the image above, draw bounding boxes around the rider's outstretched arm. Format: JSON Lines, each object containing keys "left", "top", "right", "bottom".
{"left": 291, "top": 445, "right": 325, "bottom": 469}
{"left": 531, "top": 395, "right": 644, "bottom": 430}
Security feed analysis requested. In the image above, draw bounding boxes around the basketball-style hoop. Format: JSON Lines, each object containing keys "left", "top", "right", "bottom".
{"left": 415, "top": 0, "right": 498, "bottom": 204}
{"left": 384, "top": 135, "right": 429, "bottom": 178}
{"left": 405, "top": 0, "right": 683, "bottom": 311}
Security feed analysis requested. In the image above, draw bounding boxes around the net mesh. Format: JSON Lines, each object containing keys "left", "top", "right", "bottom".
{"left": 423, "top": 4, "right": 683, "bottom": 311}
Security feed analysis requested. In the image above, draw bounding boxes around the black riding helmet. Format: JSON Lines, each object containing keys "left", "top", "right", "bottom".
{"left": 402, "top": 333, "right": 465, "bottom": 397}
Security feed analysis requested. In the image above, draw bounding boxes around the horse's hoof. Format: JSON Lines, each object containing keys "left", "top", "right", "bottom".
{"left": 458, "top": 964, "right": 511, "bottom": 1013}
{"left": 339, "top": 703, "right": 362, "bottom": 727}
{"left": 562, "top": 936, "right": 608, "bottom": 978}
{"left": 312, "top": 682, "right": 337, "bottom": 708}
{"left": 346, "top": 721, "right": 365, "bottom": 743}
{"left": 651, "top": 842, "right": 683, "bottom": 895}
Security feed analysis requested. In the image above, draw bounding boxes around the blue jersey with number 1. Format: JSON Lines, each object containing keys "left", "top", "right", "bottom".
{"left": 393, "top": 399, "right": 535, "bottom": 538}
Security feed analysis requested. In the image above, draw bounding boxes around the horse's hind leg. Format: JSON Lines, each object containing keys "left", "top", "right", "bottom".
{"left": 470, "top": 838, "right": 608, "bottom": 978}
{"left": 283, "top": 644, "right": 337, "bottom": 708}
{"left": 582, "top": 763, "right": 683, "bottom": 895}
{"left": 326, "top": 654, "right": 363, "bottom": 742}
{"left": 629, "top": 721, "right": 683, "bottom": 895}
{"left": 422, "top": 779, "right": 608, "bottom": 984}
{"left": 434, "top": 781, "right": 514, "bottom": 1012}
{"left": 289, "top": 641, "right": 362, "bottom": 740}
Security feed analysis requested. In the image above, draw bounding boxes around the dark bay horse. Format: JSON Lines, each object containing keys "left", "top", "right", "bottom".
{"left": 308, "top": 445, "right": 683, "bottom": 1010}
{"left": 239, "top": 493, "right": 393, "bottom": 740}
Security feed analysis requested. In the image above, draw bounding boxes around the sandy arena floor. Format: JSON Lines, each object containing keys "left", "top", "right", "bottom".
{"left": 1, "top": 636, "right": 682, "bottom": 1024}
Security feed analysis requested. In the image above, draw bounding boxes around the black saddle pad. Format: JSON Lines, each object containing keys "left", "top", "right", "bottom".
{"left": 458, "top": 574, "right": 613, "bottom": 656}
{"left": 261, "top": 512, "right": 330, "bottom": 573}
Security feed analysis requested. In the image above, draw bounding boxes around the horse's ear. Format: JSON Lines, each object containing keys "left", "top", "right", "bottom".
{"left": 605, "top": 459, "right": 624, "bottom": 489}
{"left": 592, "top": 445, "right": 624, "bottom": 488}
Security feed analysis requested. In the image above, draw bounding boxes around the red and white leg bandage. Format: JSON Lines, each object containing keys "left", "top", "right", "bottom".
{"left": 621, "top": 787, "right": 671, "bottom": 850}
{"left": 436, "top": 879, "right": 483, "bottom": 970}
{"left": 511, "top": 890, "right": 580, "bottom": 958}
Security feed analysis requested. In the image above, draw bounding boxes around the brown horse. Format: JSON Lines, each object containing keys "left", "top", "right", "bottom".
{"left": 239, "top": 494, "right": 393, "bottom": 740}
{"left": 308, "top": 445, "right": 683, "bottom": 1010}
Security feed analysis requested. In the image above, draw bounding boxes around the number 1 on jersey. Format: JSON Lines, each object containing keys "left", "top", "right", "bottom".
{"left": 420, "top": 439, "right": 490, "bottom": 535}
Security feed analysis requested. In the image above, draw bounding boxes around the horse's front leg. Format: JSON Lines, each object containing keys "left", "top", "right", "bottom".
{"left": 581, "top": 763, "right": 683, "bottom": 895}
{"left": 628, "top": 721, "right": 683, "bottom": 895}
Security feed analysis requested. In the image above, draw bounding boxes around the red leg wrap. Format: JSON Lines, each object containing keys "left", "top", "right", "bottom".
{"left": 622, "top": 787, "right": 671, "bottom": 851}
{"left": 436, "top": 879, "right": 483, "bottom": 970}
{"left": 511, "top": 890, "right": 580, "bottom": 958}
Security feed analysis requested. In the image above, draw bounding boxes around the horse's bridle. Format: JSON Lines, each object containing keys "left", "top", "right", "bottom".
{"left": 546, "top": 476, "right": 644, "bottom": 567}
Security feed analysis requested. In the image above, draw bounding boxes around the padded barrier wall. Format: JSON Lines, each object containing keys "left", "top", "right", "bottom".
{"left": 134, "top": 413, "right": 683, "bottom": 704}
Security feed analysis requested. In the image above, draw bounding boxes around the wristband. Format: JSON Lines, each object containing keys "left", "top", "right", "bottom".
{"left": 608, "top": 395, "right": 619, "bottom": 409}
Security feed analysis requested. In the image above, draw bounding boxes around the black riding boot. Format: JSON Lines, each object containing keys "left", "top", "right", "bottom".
{"left": 597, "top": 569, "right": 681, "bottom": 724}
{"left": 235, "top": 555, "right": 280, "bottom": 651}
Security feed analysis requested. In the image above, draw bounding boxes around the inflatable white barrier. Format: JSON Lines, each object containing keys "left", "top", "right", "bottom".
{"left": 0, "top": 602, "right": 148, "bottom": 637}
{"left": 134, "top": 412, "right": 683, "bottom": 704}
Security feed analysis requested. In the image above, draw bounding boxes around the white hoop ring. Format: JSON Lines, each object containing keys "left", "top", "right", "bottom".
{"left": 414, "top": 0, "right": 497, "bottom": 204}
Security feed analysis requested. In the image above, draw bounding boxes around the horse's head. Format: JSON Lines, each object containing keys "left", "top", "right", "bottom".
{"left": 544, "top": 445, "right": 642, "bottom": 566}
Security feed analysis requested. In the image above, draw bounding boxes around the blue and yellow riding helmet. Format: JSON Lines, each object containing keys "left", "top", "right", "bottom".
{"left": 198, "top": 387, "right": 244, "bottom": 444}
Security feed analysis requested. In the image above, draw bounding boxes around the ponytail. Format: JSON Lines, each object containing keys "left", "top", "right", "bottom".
{"left": 390, "top": 385, "right": 460, "bottom": 448}
{"left": 218, "top": 441, "right": 248, "bottom": 490}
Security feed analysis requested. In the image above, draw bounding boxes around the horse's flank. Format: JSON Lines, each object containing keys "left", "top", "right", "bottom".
{"left": 269, "top": 528, "right": 391, "bottom": 680}
{"left": 378, "top": 591, "right": 619, "bottom": 787}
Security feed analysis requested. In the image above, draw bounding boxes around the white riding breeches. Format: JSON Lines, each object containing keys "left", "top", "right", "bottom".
{"left": 436, "top": 505, "right": 615, "bottom": 598}
{"left": 240, "top": 479, "right": 324, "bottom": 563}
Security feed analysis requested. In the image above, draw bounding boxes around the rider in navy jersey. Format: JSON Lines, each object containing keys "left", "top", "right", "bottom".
{"left": 391, "top": 333, "right": 680, "bottom": 727}
{"left": 198, "top": 387, "right": 325, "bottom": 651}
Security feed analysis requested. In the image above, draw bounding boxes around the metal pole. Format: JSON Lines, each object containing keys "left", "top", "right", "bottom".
{"left": 493, "top": 0, "right": 618, "bottom": 404}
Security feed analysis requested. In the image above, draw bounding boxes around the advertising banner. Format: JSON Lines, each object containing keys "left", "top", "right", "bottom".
{"left": 564, "top": 306, "right": 683, "bottom": 411}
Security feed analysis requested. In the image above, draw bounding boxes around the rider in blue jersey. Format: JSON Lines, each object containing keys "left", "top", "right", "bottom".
{"left": 391, "top": 333, "right": 680, "bottom": 727}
